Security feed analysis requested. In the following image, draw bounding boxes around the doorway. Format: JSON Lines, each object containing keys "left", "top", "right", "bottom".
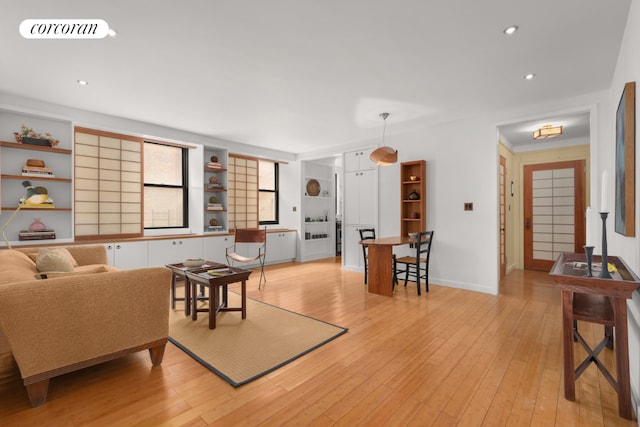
{"left": 523, "top": 160, "right": 586, "bottom": 271}
{"left": 499, "top": 156, "right": 506, "bottom": 278}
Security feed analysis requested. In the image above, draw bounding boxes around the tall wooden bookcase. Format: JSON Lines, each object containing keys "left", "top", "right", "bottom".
{"left": 400, "top": 160, "right": 426, "bottom": 236}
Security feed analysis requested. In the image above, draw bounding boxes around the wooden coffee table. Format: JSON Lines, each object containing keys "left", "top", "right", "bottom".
{"left": 165, "top": 261, "right": 218, "bottom": 315}
{"left": 185, "top": 264, "right": 251, "bottom": 329}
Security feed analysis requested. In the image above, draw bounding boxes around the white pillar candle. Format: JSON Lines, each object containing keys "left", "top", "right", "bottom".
{"left": 600, "top": 170, "right": 608, "bottom": 212}
{"left": 585, "top": 207, "right": 593, "bottom": 246}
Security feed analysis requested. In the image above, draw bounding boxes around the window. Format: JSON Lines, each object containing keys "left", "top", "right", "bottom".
{"left": 259, "top": 160, "right": 279, "bottom": 224}
{"left": 143, "top": 142, "right": 188, "bottom": 228}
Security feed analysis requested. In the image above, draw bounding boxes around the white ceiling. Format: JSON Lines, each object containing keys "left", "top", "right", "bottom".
{"left": 499, "top": 111, "right": 591, "bottom": 151}
{"left": 0, "top": 0, "right": 631, "bottom": 155}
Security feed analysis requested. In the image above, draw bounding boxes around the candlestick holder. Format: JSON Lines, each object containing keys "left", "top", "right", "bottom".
{"left": 598, "top": 212, "right": 612, "bottom": 279}
{"left": 583, "top": 245, "right": 594, "bottom": 277}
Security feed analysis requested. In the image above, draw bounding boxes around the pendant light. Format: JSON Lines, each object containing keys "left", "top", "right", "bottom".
{"left": 369, "top": 112, "right": 398, "bottom": 166}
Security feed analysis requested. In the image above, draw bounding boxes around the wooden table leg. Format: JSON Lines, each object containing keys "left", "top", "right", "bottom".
{"left": 209, "top": 283, "right": 217, "bottom": 329}
{"left": 171, "top": 273, "right": 177, "bottom": 309}
{"left": 613, "top": 296, "right": 633, "bottom": 419}
{"left": 241, "top": 279, "right": 246, "bottom": 319}
{"left": 367, "top": 245, "right": 393, "bottom": 296}
{"left": 561, "top": 290, "right": 575, "bottom": 401}
{"left": 191, "top": 280, "right": 198, "bottom": 321}
{"left": 185, "top": 276, "right": 191, "bottom": 317}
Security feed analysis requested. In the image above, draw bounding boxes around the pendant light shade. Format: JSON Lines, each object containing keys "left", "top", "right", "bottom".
{"left": 370, "top": 112, "right": 398, "bottom": 166}
{"left": 370, "top": 146, "right": 398, "bottom": 165}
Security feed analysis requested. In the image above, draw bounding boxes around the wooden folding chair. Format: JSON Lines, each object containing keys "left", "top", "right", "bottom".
{"left": 226, "top": 228, "right": 267, "bottom": 289}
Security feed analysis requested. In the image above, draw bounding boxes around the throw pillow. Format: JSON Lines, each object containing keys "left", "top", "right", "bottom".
{"left": 35, "top": 265, "right": 109, "bottom": 279}
{"left": 27, "top": 247, "right": 78, "bottom": 267}
{"left": 35, "top": 248, "right": 76, "bottom": 272}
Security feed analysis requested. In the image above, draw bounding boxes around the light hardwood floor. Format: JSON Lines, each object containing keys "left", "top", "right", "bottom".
{"left": 0, "top": 258, "right": 636, "bottom": 426}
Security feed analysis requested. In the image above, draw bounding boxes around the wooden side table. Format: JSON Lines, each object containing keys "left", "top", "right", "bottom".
{"left": 165, "top": 261, "right": 218, "bottom": 315}
{"left": 185, "top": 266, "right": 251, "bottom": 329}
{"left": 550, "top": 252, "right": 640, "bottom": 420}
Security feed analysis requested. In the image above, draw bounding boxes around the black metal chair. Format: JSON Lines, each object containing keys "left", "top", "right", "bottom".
{"left": 358, "top": 228, "right": 376, "bottom": 285}
{"left": 393, "top": 231, "right": 434, "bottom": 295}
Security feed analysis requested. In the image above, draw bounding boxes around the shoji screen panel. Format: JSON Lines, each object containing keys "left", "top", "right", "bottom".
{"left": 228, "top": 154, "right": 258, "bottom": 229}
{"left": 74, "top": 127, "right": 143, "bottom": 239}
{"left": 531, "top": 167, "right": 576, "bottom": 261}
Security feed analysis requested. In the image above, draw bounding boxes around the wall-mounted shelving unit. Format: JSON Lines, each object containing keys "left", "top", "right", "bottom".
{"left": 400, "top": 160, "right": 426, "bottom": 236}
{"left": 301, "top": 161, "right": 336, "bottom": 261}
{"left": 0, "top": 109, "right": 74, "bottom": 246}
{"left": 203, "top": 147, "right": 228, "bottom": 234}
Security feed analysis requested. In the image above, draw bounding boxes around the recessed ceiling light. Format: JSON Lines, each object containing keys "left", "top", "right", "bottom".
{"left": 77, "top": 80, "right": 89, "bottom": 86}
{"left": 503, "top": 26, "right": 518, "bottom": 35}
{"left": 108, "top": 28, "right": 117, "bottom": 37}
{"left": 524, "top": 73, "right": 535, "bottom": 80}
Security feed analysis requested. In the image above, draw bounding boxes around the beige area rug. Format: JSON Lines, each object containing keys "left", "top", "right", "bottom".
{"left": 168, "top": 292, "right": 347, "bottom": 386}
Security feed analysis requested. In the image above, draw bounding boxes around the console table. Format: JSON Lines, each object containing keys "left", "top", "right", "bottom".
{"left": 549, "top": 252, "right": 640, "bottom": 419}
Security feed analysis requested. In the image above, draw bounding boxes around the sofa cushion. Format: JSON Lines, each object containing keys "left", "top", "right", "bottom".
{"left": 35, "top": 248, "right": 77, "bottom": 272}
{"left": 0, "top": 250, "right": 38, "bottom": 285}
{"left": 35, "top": 265, "right": 111, "bottom": 279}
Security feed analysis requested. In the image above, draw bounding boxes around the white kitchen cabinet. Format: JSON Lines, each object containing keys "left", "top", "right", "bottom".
{"left": 344, "top": 147, "right": 375, "bottom": 172}
{"left": 266, "top": 230, "right": 297, "bottom": 264}
{"left": 202, "top": 234, "right": 234, "bottom": 264}
{"left": 147, "top": 237, "right": 204, "bottom": 267}
{"left": 344, "top": 169, "right": 376, "bottom": 227}
{"left": 343, "top": 225, "right": 365, "bottom": 271}
{"left": 104, "top": 241, "right": 148, "bottom": 270}
{"left": 342, "top": 147, "right": 377, "bottom": 272}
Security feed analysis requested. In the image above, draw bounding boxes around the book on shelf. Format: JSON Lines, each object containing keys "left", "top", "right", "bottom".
{"left": 206, "top": 183, "right": 224, "bottom": 189}
{"left": 206, "top": 162, "right": 224, "bottom": 170}
{"left": 22, "top": 203, "right": 56, "bottom": 209}
{"left": 22, "top": 165, "right": 52, "bottom": 172}
{"left": 22, "top": 172, "right": 55, "bottom": 178}
{"left": 22, "top": 166, "right": 55, "bottom": 177}
{"left": 19, "top": 229, "right": 56, "bottom": 240}
{"left": 208, "top": 225, "right": 224, "bottom": 231}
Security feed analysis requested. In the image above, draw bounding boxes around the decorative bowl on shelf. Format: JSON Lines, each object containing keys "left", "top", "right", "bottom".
{"left": 408, "top": 232, "right": 419, "bottom": 239}
{"left": 183, "top": 258, "right": 206, "bottom": 268}
{"left": 409, "top": 175, "right": 418, "bottom": 181}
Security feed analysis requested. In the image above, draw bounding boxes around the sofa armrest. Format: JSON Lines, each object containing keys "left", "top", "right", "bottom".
{"left": 0, "top": 267, "right": 171, "bottom": 380}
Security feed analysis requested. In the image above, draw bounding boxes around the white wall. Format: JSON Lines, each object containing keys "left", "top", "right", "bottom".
{"left": 606, "top": 0, "right": 640, "bottom": 415}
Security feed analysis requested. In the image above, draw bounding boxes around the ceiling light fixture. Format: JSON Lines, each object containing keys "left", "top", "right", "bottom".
{"left": 533, "top": 124, "right": 563, "bottom": 140}
{"left": 108, "top": 28, "right": 117, "bottom": 37}
{"left": 77, "top": 80, "right": 88, "bottom": 86}
{"left": 524, "top": 73, "right": 535, "bottom": 80}
{"left": 369, "top": 112, "right": 398, "bottom": 166}
{"left": 503, "top": 25, "right": 518, "bottom": 35}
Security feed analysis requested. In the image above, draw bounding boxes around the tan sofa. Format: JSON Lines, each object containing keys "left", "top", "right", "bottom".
{"left": 0, "top": 245, "right": 171, "bottom": 407}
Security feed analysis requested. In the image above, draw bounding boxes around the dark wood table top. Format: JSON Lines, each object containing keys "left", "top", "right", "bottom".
{"left": 185, "top": 266, "right": 251, "bottom": 286}
{"left": 359, "top": 235, "right": 430, "bottom": 246}
{"left": 549, "top": 253, "right": 640, "bottom": 298}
